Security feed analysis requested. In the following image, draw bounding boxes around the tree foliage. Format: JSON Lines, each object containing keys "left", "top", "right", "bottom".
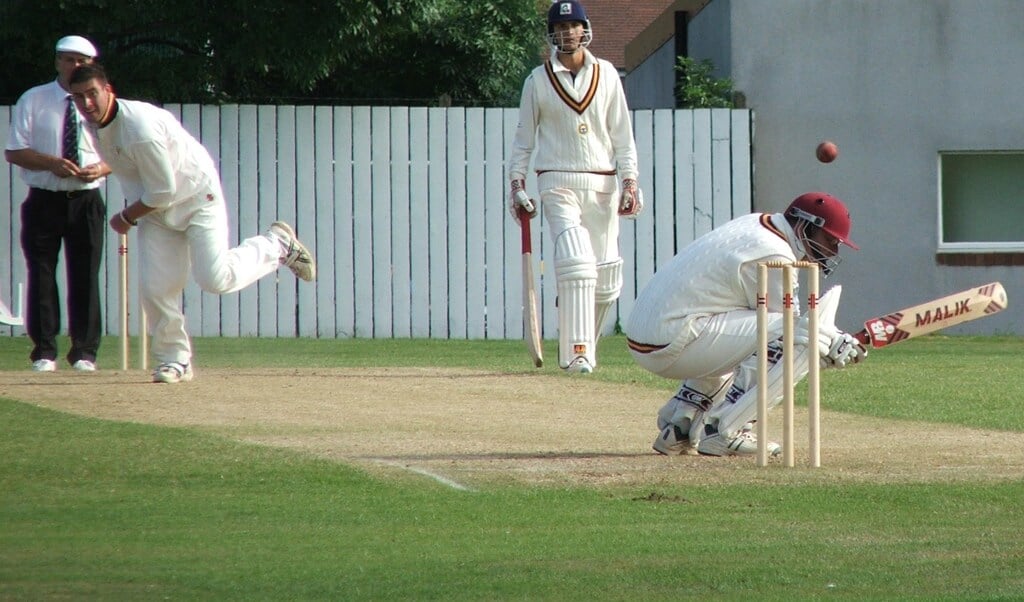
{"left": 674, "top": 56, "right": 734, "bottom": 109}
{"left": 0, "top": 0, "right": 547, "bottom": 106}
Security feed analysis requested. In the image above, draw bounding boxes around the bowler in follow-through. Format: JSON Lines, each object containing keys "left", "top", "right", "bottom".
{"left": 68, "top": 63, "right": 316, "bottom": 384}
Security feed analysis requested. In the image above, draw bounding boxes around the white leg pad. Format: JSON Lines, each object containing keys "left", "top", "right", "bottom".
{"left": 554, "top": 227, "right": 597, "bottom": 369}
{"left": 594, "top": 258, "right": 623, "bottom": 337}
{"left": 704, "top": 286, "right": 842, "bottom": 437}
{"left": 705, "top": 339, "right": 812, "bottom": 438}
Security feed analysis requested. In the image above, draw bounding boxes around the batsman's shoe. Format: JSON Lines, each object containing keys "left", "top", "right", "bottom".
{"left": 697, "top": 425, "right": 781, "bottom": 457}
{"left": 652, "top": 420, "right": 698, "bottom": 456}
{"left": 271, "top": 221, "right": 316, "bottom": 282}
{"left": 72, "top": 359, "right": 97, "bottom": 372}
{"left": 153, "top": 362, "right": 194, "bottom": 384}
{"left": 32, "top": 359, "right": 57, "bottom": 372}
{"left": 564, "top": 357, "right": 594, "bottom": 374}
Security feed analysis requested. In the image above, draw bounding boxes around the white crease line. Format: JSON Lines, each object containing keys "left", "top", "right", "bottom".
{"left": 370, "top": 459, "right": 474, "bottom": 492}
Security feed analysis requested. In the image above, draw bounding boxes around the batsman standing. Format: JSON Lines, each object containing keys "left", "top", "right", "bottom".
{"left": 625, "top": 193, "right": 867, "bottom": 456}
{"left": 68, "top": 63, "right": 316, "bottom": 384}
{"left": 507, "top": 0, "right": 643, "bottom": 374}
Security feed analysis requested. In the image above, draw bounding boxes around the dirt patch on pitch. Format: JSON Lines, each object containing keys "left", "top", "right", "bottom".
{"left": 2, "top": 367, "right": 1022, "bottom": 489}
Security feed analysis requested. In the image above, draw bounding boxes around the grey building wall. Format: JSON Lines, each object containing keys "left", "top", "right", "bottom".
{"left": 626, "top": 0, "right": 735, "bottom": 110}
{"left": 687, "top": 0, "right": 732, "bottom": 78}
{"left": 625, "top": 39, "right": 677, "bottom": 109}
{"left": 686, "top": 0, "right": 1022, "bottom": 335}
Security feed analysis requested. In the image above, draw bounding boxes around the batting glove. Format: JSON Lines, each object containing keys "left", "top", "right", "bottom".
{"left": 509, "top": 179, "right": 537, "bottom": 224}
{"left": 792, "top": 318, "right": 833, "bottom": 358}
{"left": 618, "top": 179, "right": 644, "bottom": 218}
{"left": 824, "top": 331, "right": 867, "bottom": 369}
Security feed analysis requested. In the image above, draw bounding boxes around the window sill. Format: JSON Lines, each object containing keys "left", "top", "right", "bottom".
{"left": 936, "top": 252, "right": 1024, "bottom": 266}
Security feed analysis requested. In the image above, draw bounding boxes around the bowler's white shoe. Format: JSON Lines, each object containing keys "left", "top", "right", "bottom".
{"left": 32, "top": 359, "right": 57, "bottom": 372}
{"left": 564, "top": 357, "right": 594, "bottom": 374}
{"left": 72, "top": 359, "right": 96, "bottom": 372}
{"left": 270, "top": 221, "right": 316, "bottom": 282}
{"left": 697, "top": 425, "right": 781, "bottom": 457}
{"left": 153, "top": 362, "right": 194, "bottom": 384}
{"left": 652, "top": 420, "right": 698, "bottom": 456}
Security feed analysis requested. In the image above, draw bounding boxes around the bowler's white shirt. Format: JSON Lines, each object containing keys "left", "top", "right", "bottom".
{"left": 90, "top": 99, "right": 218, "bottom": 210}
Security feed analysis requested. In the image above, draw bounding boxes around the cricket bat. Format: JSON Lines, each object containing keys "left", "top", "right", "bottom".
{"left": 854, "top": 282, "right": 1007, "bottom": 348}
{"left": 519, "top": 206, "right": 543, "bottom": 367}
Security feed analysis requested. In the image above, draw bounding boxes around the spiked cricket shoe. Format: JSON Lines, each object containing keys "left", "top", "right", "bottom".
{"left": 271, "top": 221, "right": 316, "bottom": 282}
{"left": 153, "top": 362, "right": 194, "bottom": 384}
{"left": 652, "top": 420, "right": 698, "bottom": 456}
{"left": 564, "top": 357, "right": 594, "bottom": 374}
{"left": 697, "top": 425, "right": 781, "bottom": 457}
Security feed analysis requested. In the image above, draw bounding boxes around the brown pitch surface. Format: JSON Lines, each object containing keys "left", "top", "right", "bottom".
{"left": 3, "top": 367, "right": 1021, "bottom": 489}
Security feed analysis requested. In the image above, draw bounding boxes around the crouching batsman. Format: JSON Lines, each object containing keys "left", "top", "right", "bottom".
{"left": 625, "top": 192, "right": 867, "bottom": 456}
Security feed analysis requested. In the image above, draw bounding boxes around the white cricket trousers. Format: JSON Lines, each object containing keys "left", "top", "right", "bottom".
{"left": 542, "top": 187, "right": 618, "bottom": 262}
{"left": 138, "top": 190, "right": 281, "bottom": 366}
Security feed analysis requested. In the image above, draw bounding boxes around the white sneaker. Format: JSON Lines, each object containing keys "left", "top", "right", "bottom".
{"left": 652, "top": 420, "right": 698, "bottom": 456}
{"left": 564, "top": 357, "right": 594, "bottom": 374}
{"left": 72, "top": 359, "right": 97, "bottom": 372}
{"left": 270, "top": 221, "right": 316, "bottom": 281}
{"left": 697, "top": 425, "right": 781, "bottom": 457}
{"left": 32, "top": 359, "right": 57, "bottom": 372}
{"left": 153, "top": 362, "right": 194, "bottom": 384}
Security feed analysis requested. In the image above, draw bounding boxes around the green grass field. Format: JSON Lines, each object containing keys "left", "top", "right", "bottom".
{"left": 2, "top": 334, "right": 1023, "bottom": 600}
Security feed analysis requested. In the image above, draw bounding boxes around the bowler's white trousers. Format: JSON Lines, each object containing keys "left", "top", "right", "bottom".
{"left": 137, "top": 183, "right": 281, "bottom": 366}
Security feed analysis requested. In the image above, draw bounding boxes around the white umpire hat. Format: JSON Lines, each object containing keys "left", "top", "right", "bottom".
{"left": 55, "top": 35, "right": 98, "bottom": 58}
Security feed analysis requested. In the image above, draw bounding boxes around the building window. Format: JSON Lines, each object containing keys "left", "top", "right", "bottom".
{"left": 937, "top": 151, "right": 1024, "bottom": 265}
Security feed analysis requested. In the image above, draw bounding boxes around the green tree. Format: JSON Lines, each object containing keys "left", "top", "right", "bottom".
{"left": 0, "top": 0, "right": 546, "bottom": 106}
{"left": 674, "top": 55, "right": 734, "bottom": 109}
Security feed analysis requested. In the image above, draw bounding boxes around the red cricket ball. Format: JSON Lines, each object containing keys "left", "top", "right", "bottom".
{"left": 816, "top": 141, "right": 839, "bottom": 163}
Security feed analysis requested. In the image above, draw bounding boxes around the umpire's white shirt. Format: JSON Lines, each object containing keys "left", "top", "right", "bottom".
{"left": 5, "top": 80, "right": 104, "bottom": 191}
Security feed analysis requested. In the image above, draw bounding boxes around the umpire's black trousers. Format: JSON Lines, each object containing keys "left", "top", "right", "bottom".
{"left": 20, "top": 187, "right": 106, "bottom": 365}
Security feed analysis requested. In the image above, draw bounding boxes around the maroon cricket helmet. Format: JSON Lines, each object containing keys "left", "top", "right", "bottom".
{"left": 786, "top": 192, "right": 859, "bottom": 250}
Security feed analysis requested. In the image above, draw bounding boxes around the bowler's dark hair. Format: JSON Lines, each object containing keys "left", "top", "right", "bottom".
{"left": 69, "top": 62, "right": 109, "bottom": 87}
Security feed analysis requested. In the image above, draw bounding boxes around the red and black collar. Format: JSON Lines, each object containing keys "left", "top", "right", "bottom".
{"left": 543, "top": 60, "right": 600, "bottom": 115}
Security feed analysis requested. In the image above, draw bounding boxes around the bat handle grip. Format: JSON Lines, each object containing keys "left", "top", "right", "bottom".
{"left": 853, "top": 329, "right": 870, "bottom": 346}
{"left": 519, "top": 207, "right": 532, "bottom": 252}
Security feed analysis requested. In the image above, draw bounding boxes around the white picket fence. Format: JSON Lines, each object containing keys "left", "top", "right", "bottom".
{"left": 1, "top": 106, "right": 752, "bottom": 339}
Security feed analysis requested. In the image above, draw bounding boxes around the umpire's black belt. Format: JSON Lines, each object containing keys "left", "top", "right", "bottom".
{"left": 30, "top": 187, "right": 96, "bottom": 199}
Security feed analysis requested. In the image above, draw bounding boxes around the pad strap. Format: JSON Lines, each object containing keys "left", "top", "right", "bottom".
{"left": 594, "top": 258, "right": 623, "bottom": 336}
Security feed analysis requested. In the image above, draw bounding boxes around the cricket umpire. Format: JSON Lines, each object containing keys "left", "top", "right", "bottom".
{"left": 5, "top": 35, "right": 111, "bottom": 372}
